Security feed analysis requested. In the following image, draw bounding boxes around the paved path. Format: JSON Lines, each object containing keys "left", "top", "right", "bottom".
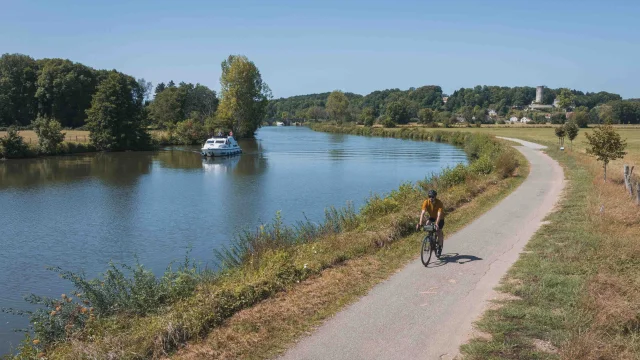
{"left": 280, "top": 139, "right": 564, "bottom": 360}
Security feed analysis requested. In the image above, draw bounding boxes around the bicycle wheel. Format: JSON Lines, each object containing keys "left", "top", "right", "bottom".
{"left": 421, "top": 234, "right": 433, "bottom": 266}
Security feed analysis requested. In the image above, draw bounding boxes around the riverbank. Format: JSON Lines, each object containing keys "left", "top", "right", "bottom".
{"left": 5, "top": 125, "right": 528, "bottom": 359}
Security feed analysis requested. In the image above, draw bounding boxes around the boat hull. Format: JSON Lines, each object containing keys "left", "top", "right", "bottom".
{"left": 201, "top": 148, "right": 242, "bottom": 157}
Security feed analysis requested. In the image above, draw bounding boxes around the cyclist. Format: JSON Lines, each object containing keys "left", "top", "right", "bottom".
{"left": 416, "top": 189, "right": 445, "bottom": 257}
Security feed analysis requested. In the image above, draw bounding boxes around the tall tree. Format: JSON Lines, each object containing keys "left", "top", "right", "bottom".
{"left": 0, "top": 53, "right": 39, "bottom": 126}
{"left": 385, "top": 101, "right": 410, "bottom": 124}
{"left": 32, "top": 115, "right": 65, "bottom": 154}
{"left": 556, "top": 88, "right": 576, "bottom": 109}
{"left": 564, "top": 121, "right": 579, "bottom": 150}
{"left": 417, "top": 108, "right": 434, "bottom": 124}
{"left": 35, "top": 59, "right": 97, "bottom": 128}
{"left": 326, "top": 90, "right": 350, "bottom": 124}
{"left": 217, "top": 55, "right": 271, "bottom": 138}
{"left": 148, "top": 87, "right": 183, "bottom": 128}
{"left": 86, "top": 71, "right": 150, "bottom": 151}
{"left": 155, "top": 82, "right": 166, "bottom": 95}
{"left": 585, "top": 124, "right": 627, "bottom": 181}
{"left": 361, "top": 107, "right": 375, "bottom": 126}
{"left": 137, "top": 78, "right": 153, "bottom": 101}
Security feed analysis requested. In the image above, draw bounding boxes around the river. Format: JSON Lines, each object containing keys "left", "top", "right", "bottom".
{"left": 0, "top": 126, "right": 467, "bottom": 353}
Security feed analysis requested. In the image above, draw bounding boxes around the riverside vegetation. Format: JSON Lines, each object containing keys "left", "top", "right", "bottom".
{"left": 3, "top": 125, "right": 525, "bottom": 359}
{"left": 0, "top": 54, "right": 269, "bottom": 159}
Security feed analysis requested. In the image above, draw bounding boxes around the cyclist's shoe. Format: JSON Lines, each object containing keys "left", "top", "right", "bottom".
{"left": 436, "top": 246, "right": 443, "bottom": 258}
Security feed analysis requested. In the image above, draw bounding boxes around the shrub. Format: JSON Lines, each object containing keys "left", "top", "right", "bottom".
{"left": 495, "top": 151, "right": 519, "bottom": 178}
{"left": 175, "top": 119, "right": 207, "bottom": 145}
{"left": 469, "top": 154, "right": 494, "bottom": 175}
{"left": 3, "top": 256, "right": 204, "bottom": 347}
{"left": 361, "top": 194, "right": 400, "bottom": 218}
{"left": 464, "top": 134, "right": 498, "bottom": 160}
{"left": 438, "top": 164, "right": 468, "bottom": 188}
{"left": 32, "top": 116, "right": 65, "bottom": 154}
{"left": 0, "top": 126, "right": 31, "bottom": 159}
{"left": 381, "top": 116, "right": 396, "bottom": 128}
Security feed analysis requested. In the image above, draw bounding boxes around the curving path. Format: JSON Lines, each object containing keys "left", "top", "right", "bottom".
{"left": 279, "top": 138, "right": 564, "bottom": 360}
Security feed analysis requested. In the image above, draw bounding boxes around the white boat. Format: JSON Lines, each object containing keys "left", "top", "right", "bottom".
{"left": 201, "top": 136, "right": 242, "bottom": 157}
{"left": 276, "top": 121, "right": 284, "bottom": 126}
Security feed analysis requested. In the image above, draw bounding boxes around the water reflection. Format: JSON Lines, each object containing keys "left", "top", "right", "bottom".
{"left": 154, "top": 148, "right": 203, "bottom": 170}
{"left": 0, "top": 127, "right": 468, "bottom": 354}
{"left": 0, "top": 152, "right": 153, "bottom": 190}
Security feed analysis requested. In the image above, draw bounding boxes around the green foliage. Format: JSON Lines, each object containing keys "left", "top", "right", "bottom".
{"left": 469, "top": 155, "right": 494, "bottom": 175}
{"left": 32, "top": 116, "right": 65, "bottom": 154}
{"left": 608, "top": 100, "right": 640, "bottom": 124}
{"left": 86, "top": 71, "right": 151, "bottom": 151}
{"left": 3, "top": 256, "right": 203, "bottom": 347}
{"left": 214, "top": 206, "right": 359, "bottom": 270}
{"left": 385, "top": 101, "right": 410, "bottom": 124}
{"left": 494, "top": 151, "right": 519, "bottom": 179}
{"left": 0, "top": 54, "right": 39, "bottom": 127}
{"left": 554, "top": 126, "right": 566, "bottom": 145}
{"left": 437, "top": 164, "right": 468, "bottom": 188}
{"left": 417, "top": 108, "right": 435, "bottom": 124}
{"left": 572, "top": 110, "right": 589, "bottom": 128}
{"left": 584, "top": 124, "right": 627, "bottom": 180}
{"left": 361, "top": 107, "right": 375, "bottom": 127}
{"left": 556, "top": 88, "right": 576, "bottom": 109}
{"left": 35, "top": 59, "right": 98, "bottom": 128}
{"left": 361, "top": 194, "right": 400, "bottom": 218}
{"left": 148, "top": 87, "right": 183, "bottom": 128}
{"left": 0, "top": 126, "right": 31, "bottom": 158}
{"left": 174, "top": 118, "right": 207, "bottom": 145}
{"left": 326, "top": 90, "right": 350, "bottom": 123}
{"left": 464, "top": 134, "right": 499, "bottom": 160}
{"left": 550, "top": 112, "right": 566, "bottom": 124}
{"left": 217, "top": 55, "right": 270, "bottom": 138}
{"left": 381, "top": 115, "right": 396, "bottom": 128}
{"left": 564, "top": 121, "right": 579, "bottom": 148}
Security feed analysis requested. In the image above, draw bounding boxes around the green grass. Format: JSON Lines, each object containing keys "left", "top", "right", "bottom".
{"left": 462, "top": 147, "right": 596, "bottom": 359}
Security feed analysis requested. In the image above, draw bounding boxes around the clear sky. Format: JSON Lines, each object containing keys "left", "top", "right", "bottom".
{"left": 1, "top": 0, "right": 639, "bottom": 99}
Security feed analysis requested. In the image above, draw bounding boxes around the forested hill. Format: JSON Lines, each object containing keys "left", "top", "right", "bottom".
{"left": 267, "top": 85, "right": 624, "bottom": 121}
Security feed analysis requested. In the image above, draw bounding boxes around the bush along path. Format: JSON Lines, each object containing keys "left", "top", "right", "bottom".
{"left": 6, "top": 126, "right": 526, "bottom": 359}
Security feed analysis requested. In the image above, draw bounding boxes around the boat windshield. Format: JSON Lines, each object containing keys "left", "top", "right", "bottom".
{"left": 215, "top": 140, "right": 225, "bottom": 144}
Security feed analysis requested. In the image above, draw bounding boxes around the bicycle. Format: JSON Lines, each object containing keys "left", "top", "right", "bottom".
{"left": 420, "top": 223, "right": 441, "bottom": 266}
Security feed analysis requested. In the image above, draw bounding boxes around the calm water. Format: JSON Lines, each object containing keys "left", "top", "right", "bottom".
{"left": 0, "top": 127, "right": 466, "bottom": 352}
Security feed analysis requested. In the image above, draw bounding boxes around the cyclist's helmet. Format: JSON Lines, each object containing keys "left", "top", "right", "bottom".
{"left": 428, "top": 189, "right": 437, "bottom": 199}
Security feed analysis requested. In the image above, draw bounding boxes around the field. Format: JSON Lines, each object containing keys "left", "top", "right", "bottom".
{"left": 0, "top": 130, "right": 91, "bottom": 144}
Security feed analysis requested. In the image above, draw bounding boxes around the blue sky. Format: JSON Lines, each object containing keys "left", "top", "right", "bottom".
{"left": 1, "top": 0, "right": 639, "bottom": 98}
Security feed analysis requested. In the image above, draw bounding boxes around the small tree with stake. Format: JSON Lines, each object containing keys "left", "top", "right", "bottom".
{"left": 554, "top": 126, "right": 566, "bottom": 146}
{"left": 564, "top": 121, "right": 579, "bottom": 150}
{"left": 585, "top": 124, "right": 627, "bottom": 182}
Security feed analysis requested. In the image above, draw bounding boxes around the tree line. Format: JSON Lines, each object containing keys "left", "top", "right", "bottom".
{"left": 0, "top": 53, "right": 270, "bottom": 158}
{"left": 267, "top": 85, "right": 639, "bottom": 126}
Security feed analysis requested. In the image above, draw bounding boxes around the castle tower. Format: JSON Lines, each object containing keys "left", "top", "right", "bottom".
{"left": 536, "top": 86, "right": 544, "bottom": 104}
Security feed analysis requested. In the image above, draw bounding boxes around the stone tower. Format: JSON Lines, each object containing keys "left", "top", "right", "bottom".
{"left": 536, "top": 86, "right": 544, "bottom": 104}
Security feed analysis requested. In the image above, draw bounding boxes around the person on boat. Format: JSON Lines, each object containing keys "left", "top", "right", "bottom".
{"left": 229, "top": 130, "right": 234, "bottom": 137}
{"left": 217, "top": 131, "right": 223, "bottom": 137}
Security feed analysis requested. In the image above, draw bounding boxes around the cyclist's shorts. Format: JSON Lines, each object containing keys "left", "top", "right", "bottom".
{"left": 428, "top": 218, "right": 445, "bottom": 230}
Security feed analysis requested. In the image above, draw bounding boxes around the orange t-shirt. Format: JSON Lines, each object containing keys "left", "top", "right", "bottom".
{"left": 422, "top": 198, "right": 444, "bottom": 219}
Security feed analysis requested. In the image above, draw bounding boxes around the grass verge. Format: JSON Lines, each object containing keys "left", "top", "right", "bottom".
{"left": 461, "top": 131, "right": 640, "bottom": 359}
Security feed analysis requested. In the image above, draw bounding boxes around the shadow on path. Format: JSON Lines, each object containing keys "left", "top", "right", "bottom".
{"left": 427, "top": 253, "right": 483, "bottom": 268}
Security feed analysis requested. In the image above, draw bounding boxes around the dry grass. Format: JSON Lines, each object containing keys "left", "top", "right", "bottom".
{"left": 0, "top": 130, "right": 168, "bottom": 144}
{"left": 169, "top": 165, "right": 526, "bottom": 360}
{"left": 455, "top": 126, "right": 640, "bottom": 359}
